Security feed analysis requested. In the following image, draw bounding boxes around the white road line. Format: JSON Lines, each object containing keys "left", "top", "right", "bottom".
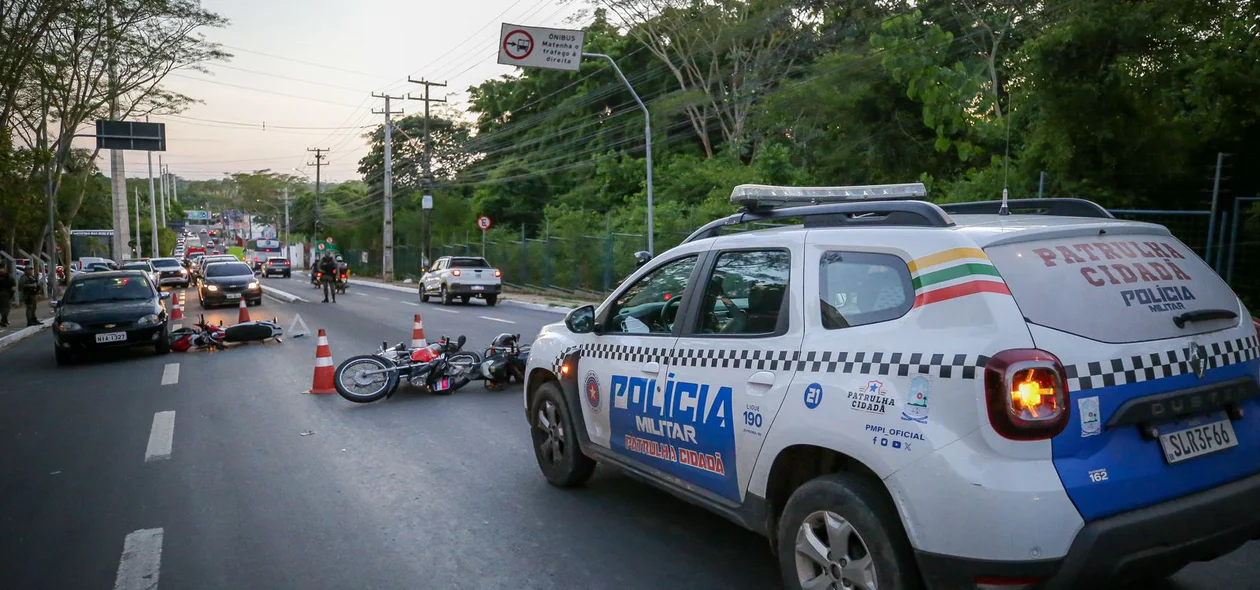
{"left": 479, "top": 316, "right": 516, "bottom": 324}
{"left": 401, "top": 301, "right": 419, "bottom": 306}
{"left": 144, "top": 412, "right": 175, "bottom": 463}
{"left": 428, "top": 307, "right": 460, "bottom": 314}
{"left": 113, "top": 528, "right": 163, "bottom": 590}
{"left": 160, "top": 363, "right": 179, "bottom": 386}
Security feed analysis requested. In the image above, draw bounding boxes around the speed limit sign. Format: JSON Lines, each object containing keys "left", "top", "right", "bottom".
{"left": 477, "top": 216, "right": 492, "bottom": 230}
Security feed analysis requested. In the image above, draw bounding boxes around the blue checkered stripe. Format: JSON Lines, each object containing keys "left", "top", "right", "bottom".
{"left": 558, "top": 343, "right": 990, "bottom": 380}
{"left": 1064, "top": 335, "right": 1260, "bottom": 391}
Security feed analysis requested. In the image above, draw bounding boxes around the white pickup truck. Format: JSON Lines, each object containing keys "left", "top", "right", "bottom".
{"left": 419, "top": 256, "right": 502, "bottom": 306}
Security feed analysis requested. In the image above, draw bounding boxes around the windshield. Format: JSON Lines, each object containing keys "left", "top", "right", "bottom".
{"left": 64, "top": 275, "right": 153, "bottom": 303}
{"left": 152, "top": 259, "right": 181, "bottom": 269}
{"left": 205, "top": 262, "right": 253, "bottom": 278}
{"left": 450, "top": 257, "right": 491, "bottom": 268}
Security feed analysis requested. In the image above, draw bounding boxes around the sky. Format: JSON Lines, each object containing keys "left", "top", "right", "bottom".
{"left": 88, "top": 0, "right": 590, "bottom": 185}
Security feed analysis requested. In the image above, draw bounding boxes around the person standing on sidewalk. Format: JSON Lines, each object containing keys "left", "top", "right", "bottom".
{"left": 0, "top": 264, "right": 14, "bottom": 327}
{"left": 18, "top": 265, "right": 40, "bottom": 326}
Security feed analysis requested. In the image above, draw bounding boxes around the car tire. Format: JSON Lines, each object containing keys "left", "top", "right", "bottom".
{"left": 485, "top": 295, "right": 498, "bottom": 307}
{"left": 54, "top": 346, "right": 73, "bottom": 366}
{"left": 776, "top": 473, "right": 922, "bottom": 590}
{"left": 529, "top": 381, "right": 596, "bottom": 487}
{"left": 440, "top": 285, "right": 453, "bottom": 305}
{"left": 460, "top": 295, "right": 470, "bottom": 304}
{"left": 420, "top": 287, "right": 429, "bottom": 303}
{"left": 155, "top": 328, "right": 171, "bottom": 355}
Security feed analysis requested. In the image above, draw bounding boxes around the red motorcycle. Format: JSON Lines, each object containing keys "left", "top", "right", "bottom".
{"left": 169, "top": 315, "right": 283, "bottom": 351}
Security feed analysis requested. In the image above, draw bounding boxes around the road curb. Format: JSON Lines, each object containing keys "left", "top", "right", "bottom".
{"left": 262, "top": 285, "right": 307, "bottom": 303}
{"left": 502, "top": 300, "right": 574, "bottom": 314}
{"left": 0, "top": 318, "right": 53, "bottom": 353}
{"left": 298, "top": 270, "right": 573, "bottom": 314}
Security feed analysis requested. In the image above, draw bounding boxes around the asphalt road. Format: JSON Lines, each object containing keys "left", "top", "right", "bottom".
{"left": 1, "top": 275, "right": 1258, "bottom": 590}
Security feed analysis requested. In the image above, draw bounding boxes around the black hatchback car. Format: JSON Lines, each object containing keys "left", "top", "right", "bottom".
{"left": 198, "top": 261, "right": 262, "bottom": 308}
{"left": 52, "top": 271, "right": 171, "bottom": 365}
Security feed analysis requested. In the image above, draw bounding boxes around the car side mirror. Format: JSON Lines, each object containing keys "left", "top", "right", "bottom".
{"left": 565, "top": 305, "right": 596, "bottom": 334}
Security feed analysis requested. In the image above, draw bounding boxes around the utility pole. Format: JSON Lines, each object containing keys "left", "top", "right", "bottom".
{"left": 171, "top": 171, "right": 178, "bottom": 208}
{"left": 307, "top": 147, "right": 328, "bottom": 236}
{"left": 282, "top": 187, "right": 291, "bottom": 255}
{"left": 158, "top": 155, "right": 167, "bottom": 227}
{"left": 106, "top": 10, "right": 129, "bottom": 261}
{"left": 1038, "top": 171, "right": 1046, "bottom": 199}
{"left": 407, "top": 78, "right": 446, "bottom": 269}
{"left": 1206, "top": 152, "right": 1231, "bottom": 266}
{"left": 373, "top": 92, "right": 405, "bottom": 282}
{"left": 147, "top": 150, "right": 158, "bottom": 258}
{"left": 134, "top": 188, "right": 140, "bottom": 257}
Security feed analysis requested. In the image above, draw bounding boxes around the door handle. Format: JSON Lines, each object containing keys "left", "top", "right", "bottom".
{"left": 642, "top": 361, "right": 660, "bottom": 374}
{"left": 747, "top": 371, "right": 775, "bottom": 387}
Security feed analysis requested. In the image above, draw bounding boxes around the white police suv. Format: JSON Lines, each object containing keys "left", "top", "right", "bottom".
{"left": 522, "top": 184, "right": 1260, "bottom": 590}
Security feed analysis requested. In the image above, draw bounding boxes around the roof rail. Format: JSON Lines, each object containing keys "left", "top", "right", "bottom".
{"left": 683, "top": 201, "right": 954, "bottom": 244}
{"left": 731, "top": 183, "right": 927, "bottom": 211}
{"left": 938, "top": 198, "right": 1114, "bottom": 219}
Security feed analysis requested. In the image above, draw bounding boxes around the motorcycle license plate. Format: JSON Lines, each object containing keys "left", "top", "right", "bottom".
{"left": 433, "top": 378, "right": 451, "bottom": 391}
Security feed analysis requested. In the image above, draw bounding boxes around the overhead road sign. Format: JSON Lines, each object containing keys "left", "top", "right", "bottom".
{"left": 497, "top": 23, "right": 585, "bottom": 72}
{"left": 94, "top": 120, "right": 166, "bottom": 151}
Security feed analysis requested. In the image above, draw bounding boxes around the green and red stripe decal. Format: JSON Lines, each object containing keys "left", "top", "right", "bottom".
{"left": 908, "top": 248, "right": 1011, "bottom": 308}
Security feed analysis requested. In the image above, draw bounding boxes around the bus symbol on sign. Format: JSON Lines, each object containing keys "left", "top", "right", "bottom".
{"left": 478, "top": 216, "right": 492, "bottom": 230}
{"left": 502, "top": 29, "right": 533, "bottom": 60}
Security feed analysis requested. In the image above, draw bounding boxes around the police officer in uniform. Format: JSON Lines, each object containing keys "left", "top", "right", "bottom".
{"left": 17, "top": 265, "right": 40, "bottom": 326}
{"left": 0, "top": 264, "right": 15, "bottom": 327}
{"left": 318, "top": 253, "right": 337, "bottom": 303}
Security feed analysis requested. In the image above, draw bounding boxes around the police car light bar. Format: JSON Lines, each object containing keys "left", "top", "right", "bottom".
{"left": 731, "top": 183, "right": 928, "bottom": 210}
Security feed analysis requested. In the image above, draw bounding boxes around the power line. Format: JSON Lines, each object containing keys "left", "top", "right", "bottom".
{"left": 218, "top": 44, "right": 395, "bottom": 80}
{"left": 167, "top": 73, "right": 365, "bottom": 108}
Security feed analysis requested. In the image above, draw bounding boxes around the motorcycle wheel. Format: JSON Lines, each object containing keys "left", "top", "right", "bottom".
{"left": 334, "top": 355, "right": 399, "bottom": 403}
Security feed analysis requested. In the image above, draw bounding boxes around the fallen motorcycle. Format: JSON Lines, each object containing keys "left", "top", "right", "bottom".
{"left": 477, "top": 333, "right": 530, "bottom": 390}
{"left": 169, "top": 314, "right": 284, "bottom": 351}
{"left": 333, "top": 335, "right": 482, "bottom": 403}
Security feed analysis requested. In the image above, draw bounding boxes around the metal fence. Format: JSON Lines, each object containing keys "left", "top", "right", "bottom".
{"left": 341, "top": 203, "right": 1260, "bottom": 307}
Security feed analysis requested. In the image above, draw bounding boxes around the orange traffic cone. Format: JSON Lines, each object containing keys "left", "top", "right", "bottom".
{"left": 411, "top": 313, "right": 427, "bottom": 348}
{"left": 304, "top": 328, "right": 336, "bottom": 394}
{"left": 170, "top": 297, "right": 184, "bottom": 322}
{"left": 237, "top": 297, "right": 250, "bottom": 324}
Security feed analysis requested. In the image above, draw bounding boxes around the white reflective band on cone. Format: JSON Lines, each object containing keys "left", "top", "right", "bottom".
{"left": 314, "top": 357, "right": 334, "bottom": 367}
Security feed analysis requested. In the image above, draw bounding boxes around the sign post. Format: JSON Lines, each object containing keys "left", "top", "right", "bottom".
{"left": 496, "top": 24, "right": 653, "bottom": 255}
{"left": 477, "top": 216, "right": 492, "bottom": 258}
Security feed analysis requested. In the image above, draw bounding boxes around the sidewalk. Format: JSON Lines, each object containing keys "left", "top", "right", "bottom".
{"left": 0, "top": 300, "right": 53, "bottom": 351}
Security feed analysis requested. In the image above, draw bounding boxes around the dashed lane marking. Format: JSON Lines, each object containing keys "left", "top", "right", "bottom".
{"left": 160, "top": 363, "right": 179, "bottom": 386}
{"left": 401, "top": 301, "right": 419, "bottom": 306}
{"left": 428, "top": 308, "right": 459, "bottom": 314}
{"left": 113, "top": 528, "right": 163, "bottom": 590}
{"left": 144, "top": 412, "right": 175, "bottom": 463}
{"left": 479, "top": 316, "right": 516, "bottom": 324}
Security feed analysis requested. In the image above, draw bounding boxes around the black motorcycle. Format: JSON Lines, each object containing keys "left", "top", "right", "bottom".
{"left": 477, "top": 333, "right": 530, "bottom": 390}
{"left": 333, "top": 335, "right": 482, "bottom": 403}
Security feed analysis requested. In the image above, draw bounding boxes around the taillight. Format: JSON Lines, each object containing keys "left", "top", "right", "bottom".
{"left": 494, "top": 269, "right": 501, "bottom": 278}
{"left": 452, "top": 269, "right": 461, "bottom": 277}
{"left": 984, "top": 349, "right": 1070, "bottom": 440}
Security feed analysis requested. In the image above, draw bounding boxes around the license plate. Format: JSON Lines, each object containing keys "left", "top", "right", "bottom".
{"left": 472, "top": 285, "right": 484, "bottom": 291}
{"left": 225, "top": 293, "right": 240, "bottom": 299}
{"left": 1158, "top": 412, "right": 1238, "bottom": 464}
{"left": 95, "top": 332, "right": 126, "bottom": 343}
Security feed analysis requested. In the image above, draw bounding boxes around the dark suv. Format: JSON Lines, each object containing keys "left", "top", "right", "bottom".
{"left": 262, "top": 257, "right": 292, "bottom": 278}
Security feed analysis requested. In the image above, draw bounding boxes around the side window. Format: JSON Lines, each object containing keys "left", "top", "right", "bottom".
{"left": 695, "top": 250, "right": 791, "bottom": 336}
{"left": 603, "top": 255, "right": 698, "bottom": 335}
{"left": 819, "top": 251, "right": 913, "bottom": 329}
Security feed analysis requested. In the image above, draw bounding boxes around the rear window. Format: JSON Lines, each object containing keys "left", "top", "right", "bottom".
{"left": 267, "top": 258, "right": 289, "bottom": 263}
{"left": 819, "top": 252, "right": 914, "bottom": 329}
{"left": 151, "top": 259, "right": 181, "bottom": 269}
{"left": 121, "top": 263, "right": 151, "bottom": 271}
{"left": 449, "top": 257, "right": 490, "bottom": 268}
{"left": 985, "top": 233, "right": 1240, "bottom": 343}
